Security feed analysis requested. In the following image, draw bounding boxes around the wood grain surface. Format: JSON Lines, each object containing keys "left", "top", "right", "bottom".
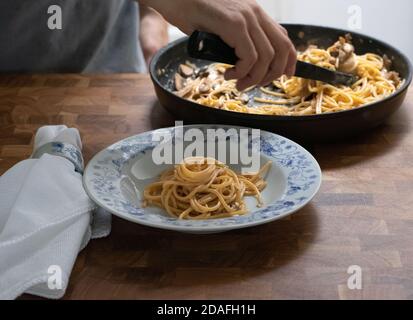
{"left": 1, "top": 74, "right": 412, "bottom": 300}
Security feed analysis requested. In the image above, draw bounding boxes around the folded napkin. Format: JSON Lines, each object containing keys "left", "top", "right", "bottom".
{"left": 0, "top": 125, "right": 111, "bottom": 299}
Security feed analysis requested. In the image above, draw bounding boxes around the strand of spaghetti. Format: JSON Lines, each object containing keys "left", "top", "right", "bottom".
{"left": 239, "top": 178, "right": 264, "bottom": 206}
{"left": 254, "top": 97, "right": 302, "bottom": 105}
{"left": 316, "top": 90, "right": 323, "bottom": 115}
{"left": 259, "top": 87, "right": 288, "bottom": 97}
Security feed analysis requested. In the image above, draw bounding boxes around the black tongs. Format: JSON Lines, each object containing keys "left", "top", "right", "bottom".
{"left": 187, "top": 31, "right": 358, "bottom": 87}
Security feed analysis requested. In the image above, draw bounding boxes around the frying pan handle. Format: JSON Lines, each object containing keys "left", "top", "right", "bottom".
{"left": 187, "top": 31, "right": 238, "bottom": 65}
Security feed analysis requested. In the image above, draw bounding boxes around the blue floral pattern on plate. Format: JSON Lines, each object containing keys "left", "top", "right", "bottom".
{"left": 83, "top": 125, "right": 321, "bottom": 233}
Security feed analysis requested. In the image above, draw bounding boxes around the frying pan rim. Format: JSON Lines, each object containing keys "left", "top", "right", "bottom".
{"left": 150, "top": 23, "right": 412, "bottom": 121}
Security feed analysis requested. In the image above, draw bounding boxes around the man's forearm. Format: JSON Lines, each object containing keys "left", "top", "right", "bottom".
{"left": 137, "top": 0, "right": 168, "bottom": 13}
{"left": 139, "top": 3, "right": 164, "bottom": 19}
{"left": 138, "top": 0, "right": 164, "bottom": 8}
{"left": 135, "top": 0, "right": 297, "bottom": 90}
{"left": 137, "top": 0, "right": 189, "bottom": 33}
{"left": 139, "top": 3, "right": 169, "bottom": 66}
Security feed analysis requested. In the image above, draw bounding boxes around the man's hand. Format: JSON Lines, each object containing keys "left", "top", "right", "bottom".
{"left": 140, "top": 0, "right": 296, "bottom": 91}
{"left": 139, "top": 5, "right": 169, "bottom": 68}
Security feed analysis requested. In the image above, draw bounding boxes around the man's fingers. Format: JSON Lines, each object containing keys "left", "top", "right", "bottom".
{"left": 236, "top": 75, "right": 255, "bottom": 91}
{"left": 236, "top": 19, "right": 274, "bottom": 90}
{"left": 280, "top": 25, "right": 288, "bottom": 36}
{"left": 259, "top": 16, "right": 296, "bottom": 85}
{"left": 260, "top": 36, "right": 294, "bottom": 85}
{"left": 222, "top": 16, "right": 257, "bottom": 81}
{"left": 285, "top": 45, "right": 297, "bottom": 77}
{"left": 215, "top": 3, "right": 296, "bottom": 90}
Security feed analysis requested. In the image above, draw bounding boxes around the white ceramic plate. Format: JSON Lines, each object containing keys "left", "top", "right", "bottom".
{"left": 83, "top": 125, "right": 321, "bottom": 234}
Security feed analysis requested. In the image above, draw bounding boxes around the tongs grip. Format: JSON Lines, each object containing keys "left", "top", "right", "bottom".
{"left": 188, "top": 31, "right": 238, "bottom": 65}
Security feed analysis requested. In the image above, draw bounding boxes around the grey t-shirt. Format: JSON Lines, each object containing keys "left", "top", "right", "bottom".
{"left": 0, "top": 0, "right": 146, "bottom": 73}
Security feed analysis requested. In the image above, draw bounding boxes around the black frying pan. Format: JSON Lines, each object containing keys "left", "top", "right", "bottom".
{"left": 150, "top": 24, "right": 412, "bottom": 142}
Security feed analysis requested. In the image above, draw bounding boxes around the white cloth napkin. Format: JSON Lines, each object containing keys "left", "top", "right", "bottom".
{"left": 0, "top": 125, "right": 111, "bottom": 299}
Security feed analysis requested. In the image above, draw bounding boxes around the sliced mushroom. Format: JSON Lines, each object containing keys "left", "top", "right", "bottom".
{"left": 212, "top": 83, "right": 220, "bottom": 90}
{"left": 175, "top": 73, "right": 185, "bottom": 91}
{"left": 385, "top": 71, "right": 401, "bottom": 87}
{"left": 217, "top": 66, "right": 226, "bottom": 74}
{"left": 342, "top": 43, "right": 354, "bottom": 54}
{"left": 339, "top": 53, "right": 358, "bottom": 74}
{"left": 185, "top": 61, "right": 197, "bottom": 69}
{"left": 179, "top": 64, "right": 194, "bottom": 78}
{"left": 198, "top": 83, "right": 211, "bottom": 94}
{"left": 329, "top": 35, "right": 358, "bottom": 74}
{"left": 383, "top": 54, "right": 392, "bottom": 70}
{"left": 176, "top": 85, "right": 193, "bottom": 98}
{"left": 240, "top": 93, "right": 250, "bottom": 104}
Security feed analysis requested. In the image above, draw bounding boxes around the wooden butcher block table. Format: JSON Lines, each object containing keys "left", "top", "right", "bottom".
{"left": 1, "top": 74, "right": 412, "bottom": 300}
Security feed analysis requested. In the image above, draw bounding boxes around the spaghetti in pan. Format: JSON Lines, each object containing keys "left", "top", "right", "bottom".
{"left": 174, "top": 35, "right": 404, "bottom": 116}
